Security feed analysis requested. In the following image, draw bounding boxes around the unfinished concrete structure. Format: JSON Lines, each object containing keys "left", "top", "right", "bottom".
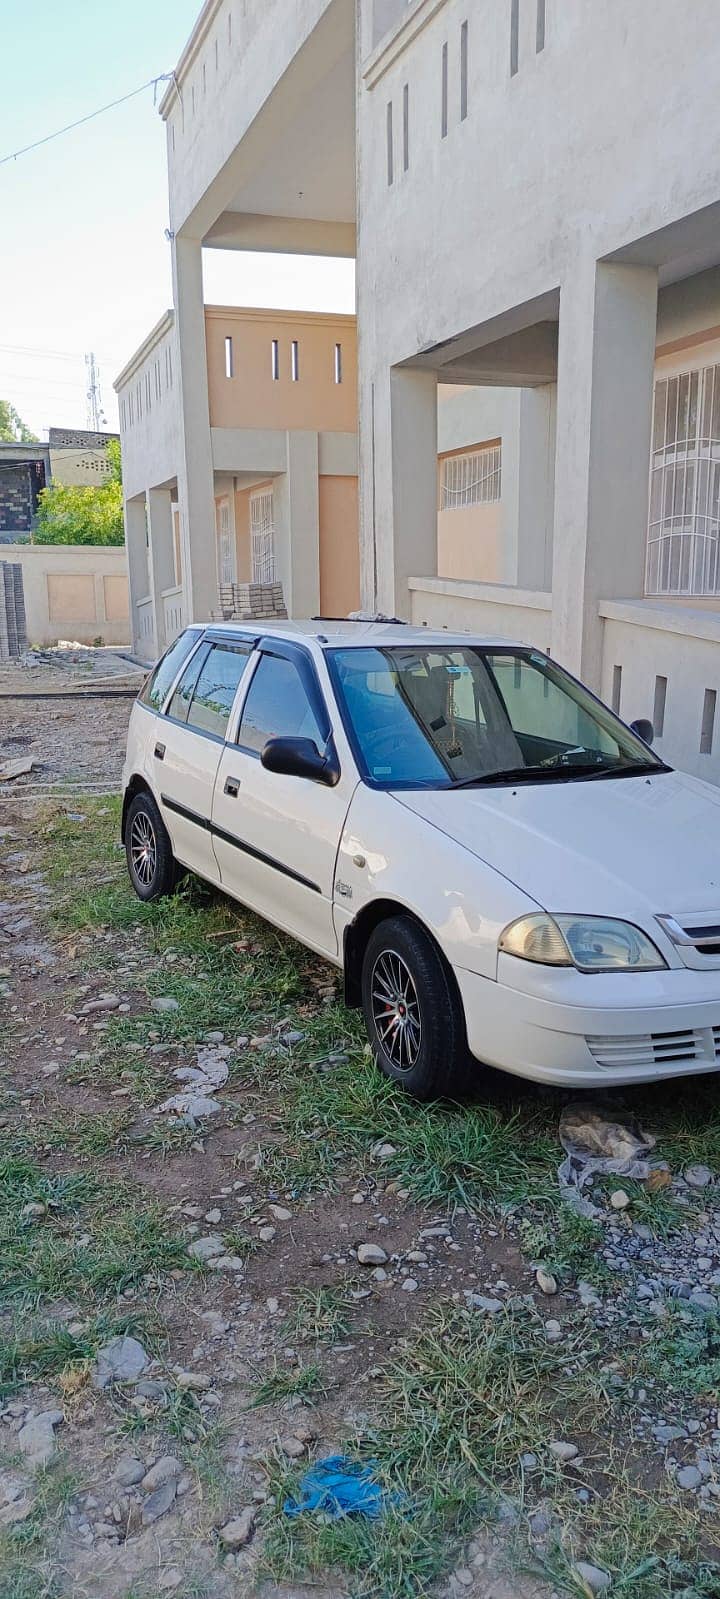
{"left": 138, "top": 0, "right": 720, "bottom": 782}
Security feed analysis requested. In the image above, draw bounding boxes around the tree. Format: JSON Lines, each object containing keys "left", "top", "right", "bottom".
{"left": 34, "top": 439, "right": 124, "bottom": 547}
{"left": 0, "top": 400, "right": 37, "bottom": 443}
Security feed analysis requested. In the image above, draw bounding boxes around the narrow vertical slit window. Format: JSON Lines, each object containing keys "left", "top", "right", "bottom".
{"left": 403, "top": 83, "right": 410, "bottom": 171}
{"left": 441, "top": 42, "right": 449, "bottom": 137}
{"left": 653, "top": 675, "right": 667, "bottom": 738}
{"left": 510, "top": 0, "right": 519, "bottom": 75}
{"left": 386, "top": 101, "right": 394, "bottom": 186}
{"left": 334, "top": 343, "right": 343, "bottom": 385}
{"left": 536, "top": 0, "right": 546, "bottom": 52}
{"left": 701, "top": 688, "right": 717, "bottom": 754}
{"left": 291, "top": 340, "right": 299, "bottom": 382}
{"left": 271, "top": 340, "right": 280, "bottom": 381}
{"left": 224, "top": 336, "right": 234, "bottom": 379}
{"left": 460, "top": 21, "right": 469, "bottom": 120}
{"left": 612, "top": 664, "right": 622, "bottom": 714}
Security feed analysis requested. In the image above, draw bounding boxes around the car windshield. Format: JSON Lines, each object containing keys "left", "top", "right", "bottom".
{"left": 329, "top": 645, "right": 667, "bottom": 789}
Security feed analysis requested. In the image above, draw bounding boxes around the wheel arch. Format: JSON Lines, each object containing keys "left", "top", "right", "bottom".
{"left": 343, "top": 897, "right": 462, "bottom": 1017}
{"left": 121, "top": 774, "right": 153, "bottom": 842}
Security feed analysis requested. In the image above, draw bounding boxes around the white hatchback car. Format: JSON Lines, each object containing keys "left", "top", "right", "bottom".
{"left": 122, "top": 620, "right": 720, "bottom": 1099}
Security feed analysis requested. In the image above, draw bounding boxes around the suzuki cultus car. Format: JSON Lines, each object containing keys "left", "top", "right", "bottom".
{"left": 122, "top": 621, "right": 720, "bottom": 1099}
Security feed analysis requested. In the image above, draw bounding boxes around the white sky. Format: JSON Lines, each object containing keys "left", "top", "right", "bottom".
{"left": 0, "top": 0, "right": 354, "bottom": 441}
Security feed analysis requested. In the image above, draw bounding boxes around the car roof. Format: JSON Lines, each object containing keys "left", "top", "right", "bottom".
{"left": 204, "top": 618, "right": 527, "bottom": 650}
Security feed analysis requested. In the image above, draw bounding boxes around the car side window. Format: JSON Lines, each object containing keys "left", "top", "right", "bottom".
{"left": 184, "top": 644, "right": 251, "bottom": 738}
{"left": 237, "top": 653, "right": 324, "bottom": 754}
{"left": 140, "top": 630, "right": 201, "bottom": 712}
{"left": 166, "top": 643, "right": 211, "bottom": 725}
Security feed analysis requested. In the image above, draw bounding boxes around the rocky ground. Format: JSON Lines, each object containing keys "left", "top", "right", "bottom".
{"left": 2, "top": 674, "right": 720, "bottom": 1598}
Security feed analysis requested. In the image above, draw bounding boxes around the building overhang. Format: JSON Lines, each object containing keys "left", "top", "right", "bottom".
{"left": 163, "top": 0, "right": 356, "bottom": 257}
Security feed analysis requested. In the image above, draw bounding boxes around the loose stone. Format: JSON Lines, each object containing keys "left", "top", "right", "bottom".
{"left": 357, "top": 1242, "right": 388, "bottom": 1266}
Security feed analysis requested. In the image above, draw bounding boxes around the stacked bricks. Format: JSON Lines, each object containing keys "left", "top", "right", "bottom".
{"left": 0, "top": 563, "right": 27, "bottom": 660}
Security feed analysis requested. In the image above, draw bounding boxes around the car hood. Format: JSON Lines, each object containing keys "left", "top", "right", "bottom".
{"left": 395, "top": 769, "right": 720, "bottom": 918}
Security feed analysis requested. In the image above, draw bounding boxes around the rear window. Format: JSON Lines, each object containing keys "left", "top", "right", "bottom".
{"left": 140, "top": 630, "right": 202, "bottom": 712}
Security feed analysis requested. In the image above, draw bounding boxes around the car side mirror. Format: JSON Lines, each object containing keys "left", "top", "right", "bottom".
{"left": 261, "top": 735, "right": 339, "bottom": 786}
{"left": 630, "top": 718, "right": 654, "bottom": 746}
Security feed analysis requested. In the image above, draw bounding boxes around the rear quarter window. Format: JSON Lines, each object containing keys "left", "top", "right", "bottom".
{"left": 140, "top": 630, "right": 202, "bottom": 712}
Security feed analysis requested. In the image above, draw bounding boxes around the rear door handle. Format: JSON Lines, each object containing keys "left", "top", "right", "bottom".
{"left": 154, "top": 742, "right": 166, "bottom": 761}
{"left": 224, "top": 776, "right": 240, "bottom": 798}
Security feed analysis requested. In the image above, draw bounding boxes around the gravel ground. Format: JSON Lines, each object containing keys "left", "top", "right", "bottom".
{"left": 2, "top": 677, "right": 720, "bottom": 1598}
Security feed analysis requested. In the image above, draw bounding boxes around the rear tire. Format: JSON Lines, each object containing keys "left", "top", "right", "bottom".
{"left": 361, "top": 915, "right": 468, "bottom": 1100}
{"left": 125, "top": 790, "right": 177, "bottom": 902}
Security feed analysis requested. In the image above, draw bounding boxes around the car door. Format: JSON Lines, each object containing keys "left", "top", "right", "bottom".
{"left": 155, "top": 636, "right": 253, "bottom": 882}
{"left": 212, "top": 641, "right": 357, "bottom": 958}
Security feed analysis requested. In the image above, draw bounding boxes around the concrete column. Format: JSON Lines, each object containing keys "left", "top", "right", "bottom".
{"left": 171, "top": 236, "right": 216, "bottom": 626}
{"left": 124, "top": 497, "right": 150, "bottom": 656}
{"left": 515, "top": 384, "right": 556, "bottom": 592}
{"left": 550, "top": 259, "right": 658, "bottom": 686}
{"left": 273, "top": 431, "right": 320, "bottom": 617}
{"left": 371, "top": 366, "right": 438, "bottom": 619}
{"left": 146, "top": 488, "right": 177, "bottom": 654}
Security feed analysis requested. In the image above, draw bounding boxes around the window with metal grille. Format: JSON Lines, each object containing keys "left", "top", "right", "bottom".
{"left": 646, "top": 363, "right": 720, "bottom": 595}
{"left": 441, "top": 445, "right": 502, "bottom": 510}
{"left": 250, "top": 489, "right": 276, "bottom": 584}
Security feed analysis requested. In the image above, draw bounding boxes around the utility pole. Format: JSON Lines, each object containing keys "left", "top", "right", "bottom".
{"left": 85, "top": 352, "right": 107, "bottom": 431}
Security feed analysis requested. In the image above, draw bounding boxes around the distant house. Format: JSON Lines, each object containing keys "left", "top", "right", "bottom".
{"left": 0, "top": 428, "right": 119, "bottom": 542}
{"left": 0, "top": 443, "right": 51, "bottom": 542}
{"left": 49, "top": 427, "right": 119, "bottom": 488}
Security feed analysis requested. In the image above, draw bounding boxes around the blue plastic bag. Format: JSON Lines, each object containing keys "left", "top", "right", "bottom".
{"left": 283, "top": 1455, "right": 403, "bottom": 1521}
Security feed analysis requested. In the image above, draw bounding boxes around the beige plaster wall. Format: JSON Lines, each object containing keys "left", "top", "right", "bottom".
{"left": 318, "top": 475, "right": 360, "bottom": 616}
{"left": 437, "top": 504, "right": 502, "bottom": 583}
{"left": 2, "top": 544, "right": 129, "bottom": 647}
{"left": 206, "top": 308, "right": 357, "bottom": 435}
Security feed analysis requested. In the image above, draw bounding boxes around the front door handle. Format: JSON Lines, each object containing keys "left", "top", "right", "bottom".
{"left": 224, "top": 775, "right": 240, "bottom": 798}
{"left": 154, "top": 742, "right": 166, "bottom": 761}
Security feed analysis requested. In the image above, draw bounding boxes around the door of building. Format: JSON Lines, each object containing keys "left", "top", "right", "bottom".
{"left": 216, "top": 496, "right": 234, "bottom": 586}
{"left": 250, "top": 489, "right": 276, "bottom": 582}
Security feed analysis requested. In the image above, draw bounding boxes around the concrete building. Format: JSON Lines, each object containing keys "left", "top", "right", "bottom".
{"left": 142, "top": 0, "right": 720, "bottom": 782}
{"left": 0, "top": 442, "right": 51, "bottom": 541}
{"left": 115, "top": 304, "right": 359, "bottom": 660}
{"left": 48, "top": 427, "right": 120, "bottom": 488}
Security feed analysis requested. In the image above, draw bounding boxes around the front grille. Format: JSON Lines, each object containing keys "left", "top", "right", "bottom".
{"left": 657, "top": 914, "right": 720, "bottom": 960}
{"left": 682, "top": 924, "right": 720, "bottom": 955}
{"left": 586, "top": 1029, "right": 709, "bottom": 1071}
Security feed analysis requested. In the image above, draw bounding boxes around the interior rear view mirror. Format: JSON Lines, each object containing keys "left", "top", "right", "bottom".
{"left": 630, "top": 718, "right": 654, "bottom": 746}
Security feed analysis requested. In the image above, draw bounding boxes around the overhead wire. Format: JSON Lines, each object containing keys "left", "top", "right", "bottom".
{"left": 0, "top": 73, "right": 173, "bottom": 168}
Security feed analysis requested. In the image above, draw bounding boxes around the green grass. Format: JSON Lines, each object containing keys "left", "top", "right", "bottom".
{"left": 0, "top": 1153, "right": 194, "bottom": 1313}
{"left": 518, "top": 1208, "right": 609, "bottom": 1285}
{"left": 633, "top": 1302, "right": 720, "bottom": 1401}
{"left": 0, "top": 1311, "right": 158, "bottom": 1399}
{"left": 263, "top": 1303, "right": 582, "bottom": 1598}
{"left": 281, "top": 1285, "right": 356, "bottom": 1346}
{"left": 263, "top": 1301, "right": 720, "bottom": 1599}
{"left": 0, "top": 1459, "right": 79, "bottom": 1599}
{"left": 250, "top": 1360, "right": 328, "bottom": 1406}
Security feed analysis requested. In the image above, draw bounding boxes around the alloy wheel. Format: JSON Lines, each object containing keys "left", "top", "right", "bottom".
{"left": 130, "top": 810, "right": 157, "bottom": 889}
{"left": 370, "top": 949, "right": 422, "bottom": 1072}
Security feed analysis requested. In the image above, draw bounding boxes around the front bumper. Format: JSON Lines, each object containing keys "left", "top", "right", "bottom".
{"left": 455, "top": 957, "right": 720, "bottom": 1086}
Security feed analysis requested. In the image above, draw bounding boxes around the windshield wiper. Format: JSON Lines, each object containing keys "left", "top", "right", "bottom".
{"left": 450, "top": 760, "right": 664, "bottom": 789}
{"left": 451, "top": 765, "right": 560, "bottom": 788}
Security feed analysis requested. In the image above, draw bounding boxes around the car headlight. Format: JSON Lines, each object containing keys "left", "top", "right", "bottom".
{"left": 499, "top": 914, "right": 667, "bottom": 972}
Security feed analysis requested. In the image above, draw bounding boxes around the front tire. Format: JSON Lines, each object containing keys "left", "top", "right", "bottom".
{"left": 361, "top": 916, "right": 468, "bottom": 1100}
{"left": 125, "top": 791, "right": 177, "bottom": 902}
